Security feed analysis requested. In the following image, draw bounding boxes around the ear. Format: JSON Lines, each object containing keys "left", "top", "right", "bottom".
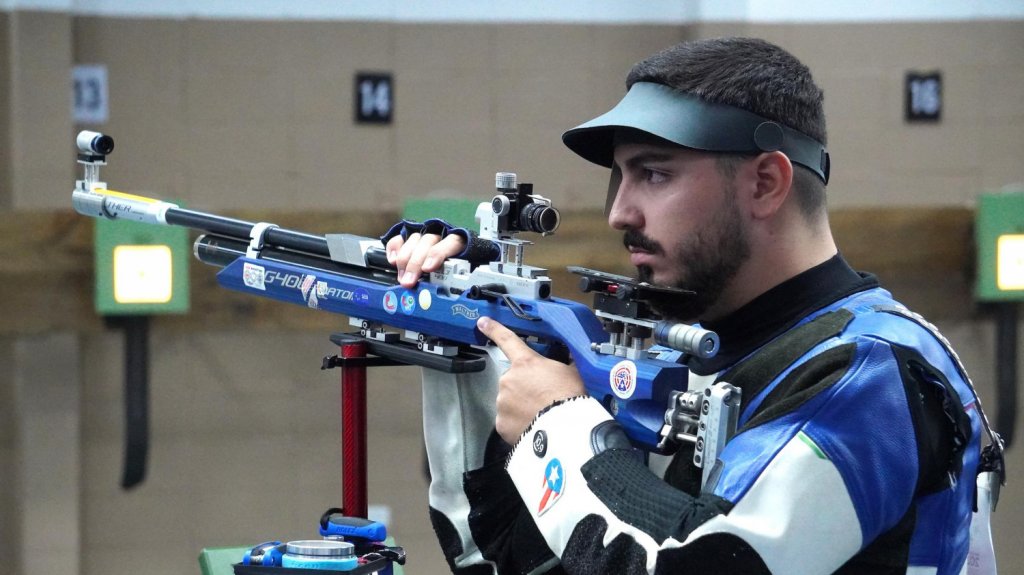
{"left": 749, "top": 151, "right": 793, "bottom": 220}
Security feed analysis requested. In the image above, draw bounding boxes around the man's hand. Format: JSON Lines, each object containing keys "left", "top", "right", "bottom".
{"left": 477, "top": 316, "right": 585, "bottom": 444}
{"left": 386, "top": 232, "right": 465, "bottom": 288}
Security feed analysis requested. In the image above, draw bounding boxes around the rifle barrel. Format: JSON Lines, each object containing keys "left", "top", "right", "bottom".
{"left": 166, "top": 207, "right": 331, "bottom": 257}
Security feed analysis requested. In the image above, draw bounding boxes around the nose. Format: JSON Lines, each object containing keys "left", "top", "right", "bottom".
{"left": 607, "top": 181, "right": 642, "bottom": 231}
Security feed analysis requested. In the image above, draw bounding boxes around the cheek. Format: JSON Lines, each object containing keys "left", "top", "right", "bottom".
{"left": 648, "top": 200, "right": 696, "bottom": 241}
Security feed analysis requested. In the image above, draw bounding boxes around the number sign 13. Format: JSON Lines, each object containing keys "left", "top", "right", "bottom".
{"left": 73, "top": 64, "right": 109, "bottom": 125}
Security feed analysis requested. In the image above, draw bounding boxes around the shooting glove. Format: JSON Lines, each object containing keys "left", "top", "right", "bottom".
{"left": 381, "top": 218, "right": 499, "bottom": 267}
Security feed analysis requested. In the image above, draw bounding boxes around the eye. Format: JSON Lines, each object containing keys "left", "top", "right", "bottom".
{"left": 643, "top": 168, "right": 669, "bottom": 185}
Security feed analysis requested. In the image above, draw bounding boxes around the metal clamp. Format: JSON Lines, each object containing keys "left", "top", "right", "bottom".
{"left": 693, "top": 382, "right": 741, "bottom": 487}
{"left": 658, "top": 381, "right": 741, "bottom": 488}
{"left": 247, "top": 222, "right": 278, "bottom": 258}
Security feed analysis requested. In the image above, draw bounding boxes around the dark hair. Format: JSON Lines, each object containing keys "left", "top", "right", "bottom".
{"left": 627, "top": 37, "right": 828, "bottom": 217}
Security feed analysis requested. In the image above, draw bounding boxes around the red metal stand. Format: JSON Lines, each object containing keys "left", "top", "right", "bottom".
{"left": 340, "top": 340, "right": 368, "bottom": 519}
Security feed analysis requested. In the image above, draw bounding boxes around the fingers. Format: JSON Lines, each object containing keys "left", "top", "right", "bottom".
{"left": 385, "top": 235, "right": 405, "bottom": 265}
{"left": 388, "top": 232, "right": 466, "bottom": 288}
{"left": 477, "top": 316, "right": 533, "bottom": 362}
{"left": 424, "top": 234, "right": 466, "bottom": 271}
{"left": 390, "top": 233, "right": 433, "bottom": 287}
{"left": 404, "top": 232, "right": 440, "bottom": 284}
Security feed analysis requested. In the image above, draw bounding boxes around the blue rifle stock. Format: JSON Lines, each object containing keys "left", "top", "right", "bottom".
{"left": 72, "top": 132, "right": 719, "bottom": 454}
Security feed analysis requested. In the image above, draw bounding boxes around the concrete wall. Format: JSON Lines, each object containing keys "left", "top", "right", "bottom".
{"left": 697, "top": 21, "right": 1024, "bottom": 205}
{"left": 1, "top": 10, "right": 1023, "bottom": 575}
{"left": 65, "top": 19, "right": 687, "bottom": 214}
{"left": 3, "top": 11, "right": 72, "bottom": 210}
{"left": 0, "top": 12, "right": 10, "bottom": 207}
{"left": 42, "top": 17, "right": 1024, "bottom": 215}
{"left": 78, "top": 330, "right": 438, "bottom": 574}
{"left": 0, "top": 339, "right": 18, "bottom": 574}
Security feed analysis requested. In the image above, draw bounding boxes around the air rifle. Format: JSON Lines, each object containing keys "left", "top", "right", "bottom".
{"left": 72, "top": 130, "right": 728, "bottom": 456}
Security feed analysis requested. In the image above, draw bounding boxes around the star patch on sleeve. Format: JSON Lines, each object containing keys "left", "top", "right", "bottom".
{"left": 538, "top": 458, "right": 565, "bottom": 515}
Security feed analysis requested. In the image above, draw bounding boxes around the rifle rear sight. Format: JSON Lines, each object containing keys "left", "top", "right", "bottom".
{"left": 491, "top": 172, "right": 560, "bottom": 236}
{"left": 477, "top": 172, "right": 559, "bottom": 274}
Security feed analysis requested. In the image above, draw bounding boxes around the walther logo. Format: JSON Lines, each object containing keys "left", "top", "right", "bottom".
{"left": 451, "top": 304, "right": 480, "bottom": 320}
{"left": 107, "top": 200, "right": 135, "bottom": 214}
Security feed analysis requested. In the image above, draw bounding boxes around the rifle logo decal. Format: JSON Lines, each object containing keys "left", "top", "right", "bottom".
{"left": 261, "top": 270, "right": 360, "bottom": 304}
{"left": 400, "top": 290, "right": 416, "bottom": 315}
{"left": 451, "top": 304, "right": 480, "bottom": 320}
{"left": 418, "top": 289, "right": 432, "bottom": 311}
{"left": 354, "top": 288, "right": 371, "bottom": 306}
{"left": 610, "top": 360, "right": 637, "bottom": 399}
{"left": 242, "top": 263, "right": 266, "bottom": 291}
{"left": 383, "top": 291, "right": 398, "bottom": 315}
{"left": 300, "top": 274, "right": 321, "bottom": 309}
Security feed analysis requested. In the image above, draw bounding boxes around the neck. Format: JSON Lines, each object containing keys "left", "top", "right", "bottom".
{"left": 703, "top": 212, "right": 837, "bottom": 322}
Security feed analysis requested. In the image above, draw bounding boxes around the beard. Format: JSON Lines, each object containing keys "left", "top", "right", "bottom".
{"left": 625, "top": 186, "right": 750, "bottom": 322}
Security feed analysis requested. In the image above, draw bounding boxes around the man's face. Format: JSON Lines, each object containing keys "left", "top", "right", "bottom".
{"left": 608, "top": 142, "right": 751, "bottom": 321}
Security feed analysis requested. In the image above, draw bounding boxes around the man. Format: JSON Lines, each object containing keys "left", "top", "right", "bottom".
{"left": 386, "top": 37, "right": 999, "bottom": 574}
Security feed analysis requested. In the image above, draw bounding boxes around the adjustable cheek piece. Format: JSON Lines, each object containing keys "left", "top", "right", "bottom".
{"left": 561, "top": 81, "right": 831, "bottom": 213}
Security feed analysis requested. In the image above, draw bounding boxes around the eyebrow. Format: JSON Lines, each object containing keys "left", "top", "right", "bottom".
{"left": 614, "top": 151, "right": 677, "bottom": 171}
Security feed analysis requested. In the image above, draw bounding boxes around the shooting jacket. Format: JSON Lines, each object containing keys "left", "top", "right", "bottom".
{"left": 421, "top": 255, "right": 986, "bottom": 575}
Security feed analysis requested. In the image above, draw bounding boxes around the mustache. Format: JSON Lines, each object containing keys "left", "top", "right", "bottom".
{"left": 623, "top": 229, "right": 662, "bottom": 254}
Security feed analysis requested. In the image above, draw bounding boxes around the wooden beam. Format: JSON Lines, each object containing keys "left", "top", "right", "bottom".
{"left": 0, "top": 211, "right": 98, "bottom": 334}
{"left": 830, "top": 206, "right": 977, "bottom": 321}
{"left": 0, "top": 206, "right": 977, "bottom": 335}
